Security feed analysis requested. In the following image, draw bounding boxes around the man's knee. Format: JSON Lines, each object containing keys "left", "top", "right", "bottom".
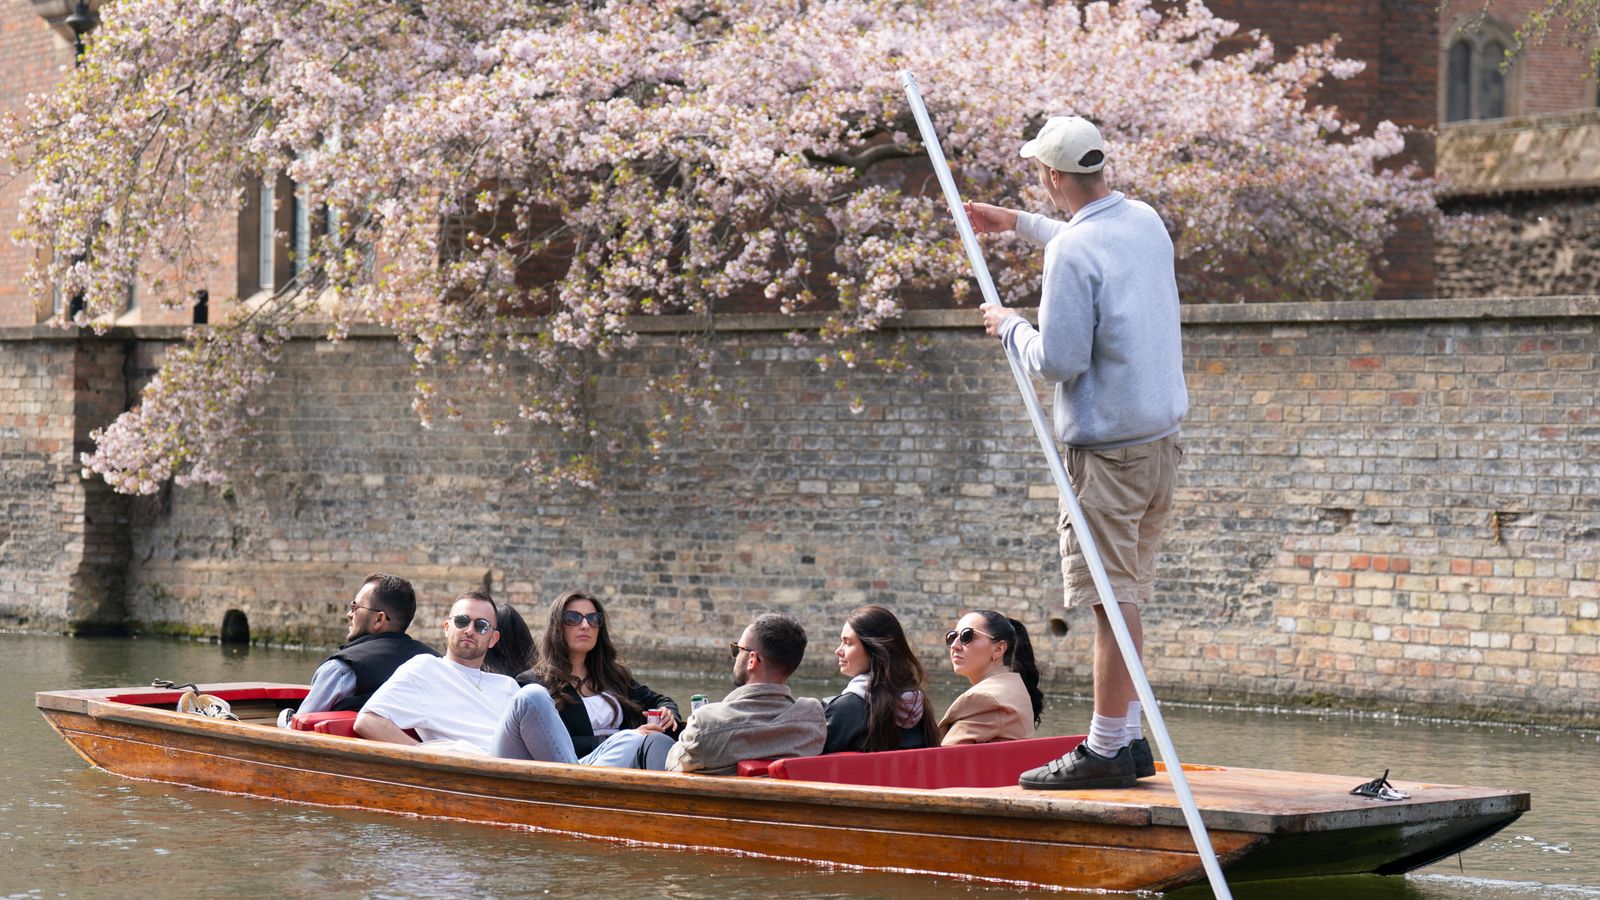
{"left": 510, "top": 683, "right": 556, "bottom": 719}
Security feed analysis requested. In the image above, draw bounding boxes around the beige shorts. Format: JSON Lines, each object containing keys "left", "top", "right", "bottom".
{"left": 1058, "top": 434, "right": 1182, "bottom": 609}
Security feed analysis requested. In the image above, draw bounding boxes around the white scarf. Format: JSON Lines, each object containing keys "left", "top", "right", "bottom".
{"left": 842, "top": 672, "right": 926, "bottom": 729}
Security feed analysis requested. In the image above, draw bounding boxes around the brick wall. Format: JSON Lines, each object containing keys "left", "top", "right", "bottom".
{"left": 1204, "top": 0, "right": 1438, "bottom": 300}
{"left": 1438, "top": 192, "right": 1600, "bottom": 297}
{"left": 20, "top": 300, "right": 1586, "bottom": 725}
{"left": 0, "top": 329, "right": 128, "bottom": 631}
{"left": 0, "top": 2, "right": 71, "bottom": 325}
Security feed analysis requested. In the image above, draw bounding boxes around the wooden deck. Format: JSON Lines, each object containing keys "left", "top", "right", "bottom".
{"left": 37, "top": 683, "right": 1528, "bottom": 893}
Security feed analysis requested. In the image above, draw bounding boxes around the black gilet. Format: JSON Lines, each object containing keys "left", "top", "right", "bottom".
{"left": 327, "top": 631, "right": 440, "bottom": 712}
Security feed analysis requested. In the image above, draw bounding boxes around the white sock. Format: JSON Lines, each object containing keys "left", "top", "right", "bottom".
{"left": 1087, "top": 713, "right": 1127, "bottom": 758}
{"left": 1125, "top": 701, "right": 1144, "bottom": 742}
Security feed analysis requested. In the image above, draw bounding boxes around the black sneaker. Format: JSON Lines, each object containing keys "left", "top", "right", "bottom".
{"left": 1130, "top": 737, "right": 1156, "bottom": 778}
{"left": 1019, "top": 743, "right": 1137, "bottom": 790}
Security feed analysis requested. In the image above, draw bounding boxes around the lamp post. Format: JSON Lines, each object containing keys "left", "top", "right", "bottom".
{"left": 64, "top": 0, "right": 96, "bottom": 64}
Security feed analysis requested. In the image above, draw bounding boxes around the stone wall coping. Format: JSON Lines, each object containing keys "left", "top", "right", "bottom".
{"left": 4, "top": 295, "right": 1596, "bottom": 343}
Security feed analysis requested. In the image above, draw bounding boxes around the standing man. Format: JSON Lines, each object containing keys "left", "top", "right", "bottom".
{"left": 666, "top": 612, "right": 825, "bottom": 775}
{"left": 966, "top": 116, "right": 1186, "bottom": 790}
{"left": 279, "top": 573, "right": 438, "bottom": 725}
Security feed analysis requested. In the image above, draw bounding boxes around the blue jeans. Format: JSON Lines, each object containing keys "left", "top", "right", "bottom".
{"left": 493, "top": 684, "right": 673, "bottom": 770}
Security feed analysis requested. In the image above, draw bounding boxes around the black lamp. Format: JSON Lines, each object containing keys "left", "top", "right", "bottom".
{"left": 65, "top": 0, "right": 97, "bottom": 64}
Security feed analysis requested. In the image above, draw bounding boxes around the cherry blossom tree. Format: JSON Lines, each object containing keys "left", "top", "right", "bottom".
{"left": 4, "top": 0, "right": 1440, "bottom": 494}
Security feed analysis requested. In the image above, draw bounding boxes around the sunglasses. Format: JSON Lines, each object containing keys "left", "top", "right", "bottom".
{"left": 562, "top": 610, "right": 603, "bottom": 628}
{"left": 945, "top": 627, "right": 995, "bottom": 647}
{"left": 729, "top": 642, "right": 755, "bottom": 660}
{"left": 348, "top": 600, "right": 382, "bottom": 615}
{"left": 449, "top": 614, "right": 494, "bottom": 634}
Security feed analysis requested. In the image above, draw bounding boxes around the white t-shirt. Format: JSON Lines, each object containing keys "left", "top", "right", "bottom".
{"left": 360, "top": 654, "right": 520, "bottom": 753}
{"left": 583, "top": 691, "right": 622, "bottom": 736}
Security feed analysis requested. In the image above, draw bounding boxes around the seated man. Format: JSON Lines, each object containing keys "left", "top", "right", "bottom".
{"left": 666, "top": 612, "right": 826, "bottom": 775}
{"left": 355, "top": 590, "right": 672, "bottom": 769}
{"left": 279, "top": 573, "right": 438, "bottom": 726}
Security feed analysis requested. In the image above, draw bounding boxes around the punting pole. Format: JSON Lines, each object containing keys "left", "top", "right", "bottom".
{"left": 898, "top": 70, "right": 1232, "bottom": 900}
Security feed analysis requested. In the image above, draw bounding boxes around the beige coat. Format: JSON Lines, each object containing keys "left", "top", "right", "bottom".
{"left": 666, "top": 682, "right": 826, "bottom": 775}
{"left": 938, "top": 670, "right": 1035, "bottom": 746}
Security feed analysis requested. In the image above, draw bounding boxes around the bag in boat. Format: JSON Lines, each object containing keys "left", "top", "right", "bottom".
{"left": 156, "top": 679, "right": 241, "bottom": 721}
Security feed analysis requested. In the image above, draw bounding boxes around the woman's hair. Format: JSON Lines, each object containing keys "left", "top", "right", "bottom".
{"left": 482, "top": 601, "right": 535, "bottom": 677}
{"left": 529, "top": 590, "right": 640, "bottom": 719}
{"left": 972, "top": 609, "right": 1044, "bottom": 726}
{"left": 846, "top": 606, "right": 941, "bottom": 751}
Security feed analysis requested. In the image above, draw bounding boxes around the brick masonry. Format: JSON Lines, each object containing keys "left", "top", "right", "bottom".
{"left": 5, "top": 298, "right": 1594, "bottom": 725}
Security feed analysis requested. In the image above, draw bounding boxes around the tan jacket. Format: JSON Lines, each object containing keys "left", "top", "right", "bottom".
{"left": 666, "top": 682, "right": 825, "bottom": 775}
{"left": 938, "top": 670, "right": 1035, "bottom": 745}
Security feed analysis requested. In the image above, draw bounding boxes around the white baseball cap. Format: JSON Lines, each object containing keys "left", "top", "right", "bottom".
{"left": 1019, "top": 116, "right": 1107, "bottom": 173}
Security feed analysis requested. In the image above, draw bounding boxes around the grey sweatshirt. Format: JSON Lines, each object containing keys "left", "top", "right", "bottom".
{"left": 999, "top": 192, "right": 1187, "bottom": 449}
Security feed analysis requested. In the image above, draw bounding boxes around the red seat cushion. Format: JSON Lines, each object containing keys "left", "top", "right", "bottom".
{"left": 736, "top": 759, "right": 775, "bottom": 777}
{"left": 290, "top": 710, "right": 358, "bottom": 732}
{"left": 314, "top": 716, "right": 360, "bottom": 737}
{"left": 767, "top": 735, "right": 1086, "bottom": 789}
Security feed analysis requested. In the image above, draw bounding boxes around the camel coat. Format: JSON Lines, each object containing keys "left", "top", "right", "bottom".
{"left": 938, "top": 670, "right": 1035, "bottom": 745}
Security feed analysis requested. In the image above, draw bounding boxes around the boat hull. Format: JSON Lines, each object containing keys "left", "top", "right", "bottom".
{"left": 38, "top": 685, "right": 1527, "bottom": 893}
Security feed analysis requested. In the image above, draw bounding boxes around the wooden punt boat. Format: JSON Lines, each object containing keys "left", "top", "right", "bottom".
{"left": 38, "top": 682, "right": 1528, "bottom": 894}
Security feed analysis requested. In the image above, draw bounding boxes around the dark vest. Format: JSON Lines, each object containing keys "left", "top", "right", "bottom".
{"left": 327, "top": 632, "right": 439, "bottom": 712}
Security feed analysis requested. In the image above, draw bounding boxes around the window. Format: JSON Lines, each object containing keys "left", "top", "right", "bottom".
{"left": 1444, "top": 21, "right": 1519, "bottom": 122}
{"left": 258, "top": 177, "right": 276, "bottom": 291}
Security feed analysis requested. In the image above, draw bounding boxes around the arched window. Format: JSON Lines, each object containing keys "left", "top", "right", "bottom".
{"left": 1444, "top": 22, "right": 1518, "bottom": 122}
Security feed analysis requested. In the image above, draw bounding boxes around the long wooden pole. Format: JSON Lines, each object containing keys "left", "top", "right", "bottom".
{"left": 898, "top": 70, "right": 1232, "bottom": 899}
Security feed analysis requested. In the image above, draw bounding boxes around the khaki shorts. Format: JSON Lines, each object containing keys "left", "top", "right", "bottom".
{"left": 1058, "top": 434, "right": 1182, "bottom": 609}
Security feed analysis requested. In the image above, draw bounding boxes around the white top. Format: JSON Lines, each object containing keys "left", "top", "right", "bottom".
{"left": 360, "top": 655, "right": 520, "bottom": 753}
{"left": 583, "top": 692, "right": 622, "bottom": 736}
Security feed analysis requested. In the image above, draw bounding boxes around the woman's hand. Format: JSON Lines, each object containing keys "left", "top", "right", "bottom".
{"left": 637, "top": 707, "right": 677, "bottom": 734}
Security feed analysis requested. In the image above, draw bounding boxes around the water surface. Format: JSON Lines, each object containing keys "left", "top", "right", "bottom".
{"left": 3, "top": 633, "right": 1596, "bottom": 898}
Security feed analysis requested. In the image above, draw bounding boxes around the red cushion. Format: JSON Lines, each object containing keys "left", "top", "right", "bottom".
{"left": 291, "top": 710, "right": 358, "bottom": 732}
{"left": 736, "top": 759, "right": 775, "bottom": 777}
{"left": 767, "top": 735, "right": 1086, "bottom": 789}
{"left": 314, "top": 716, "right": 360, "bottom": 737}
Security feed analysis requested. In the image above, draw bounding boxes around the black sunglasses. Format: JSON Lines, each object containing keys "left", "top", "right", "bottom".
{"left": 944, "top": 627, "right": 994, "bottom": 647}
{"left": 449, "top": 614, "right": 494, "bottom": 634}
{"left": 562, "top": 610, "right": 603, "bottom": 627}
{"left": 729, "top": 642, "right": 755, "bottom": 660}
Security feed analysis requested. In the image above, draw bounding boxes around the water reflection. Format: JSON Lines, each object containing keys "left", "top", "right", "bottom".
{"left": 5, "top": 634, "right": 1596, "bottom": 898}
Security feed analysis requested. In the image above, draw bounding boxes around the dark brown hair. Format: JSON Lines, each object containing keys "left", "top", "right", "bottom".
{"left": 529, "top": 590, "right": 640, "bottom": 719}
{"left": 482, "top": 602, "right": 534, "bottom": 677}
{"left": 845, "top": 606, "right": 940, "bottom": 751}
{"left": 972, "top": 609, "right": 1044, "bottom": 726}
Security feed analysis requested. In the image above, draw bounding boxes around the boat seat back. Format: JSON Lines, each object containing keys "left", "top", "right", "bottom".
{"left": 767, "top": 735, "right": 1086, "bottom": 789}
{"left": 290, "top": 710, "right": 358, "bottom": 732}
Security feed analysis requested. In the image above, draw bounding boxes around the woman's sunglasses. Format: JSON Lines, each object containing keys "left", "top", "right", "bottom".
{"left": 944, "top": 627, "right": 994, "bottom": 647}
{"left": 449, "top": 614, "right": 494, "bottom": 634}
{"left": 562, "top": 610, "right": 603, "bottom": 628}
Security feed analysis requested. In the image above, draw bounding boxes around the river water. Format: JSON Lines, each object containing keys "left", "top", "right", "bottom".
{"left": 3, "top": 633, "right": 1596, "bottom": 898}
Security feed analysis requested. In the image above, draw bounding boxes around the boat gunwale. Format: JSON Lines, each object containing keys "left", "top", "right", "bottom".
{"left": 38, "top": 684, "right": 1532, "bottom": 837}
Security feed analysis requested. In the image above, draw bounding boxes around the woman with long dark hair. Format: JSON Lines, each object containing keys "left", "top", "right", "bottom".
{"left": 517, "top": 590, "right": 679, "bottom": 769}
{"left": 821, "top": 606, "right": 940, "bottom": 753}
{"left": 482, "top": 601, "right": 534, "bottom": 677}
{"left": 939, "top": 609, "right": 1044, "bottom": 745}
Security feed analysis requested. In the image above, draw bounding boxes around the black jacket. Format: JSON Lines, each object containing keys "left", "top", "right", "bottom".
{"left": 326, "top": 632, "right": 440, "bottom": 712}
{"left": 822, "top": 691, "right": 933, "bottom": 754}
{"left": 517, "top": 672, "right": 680, "bottom": 757}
